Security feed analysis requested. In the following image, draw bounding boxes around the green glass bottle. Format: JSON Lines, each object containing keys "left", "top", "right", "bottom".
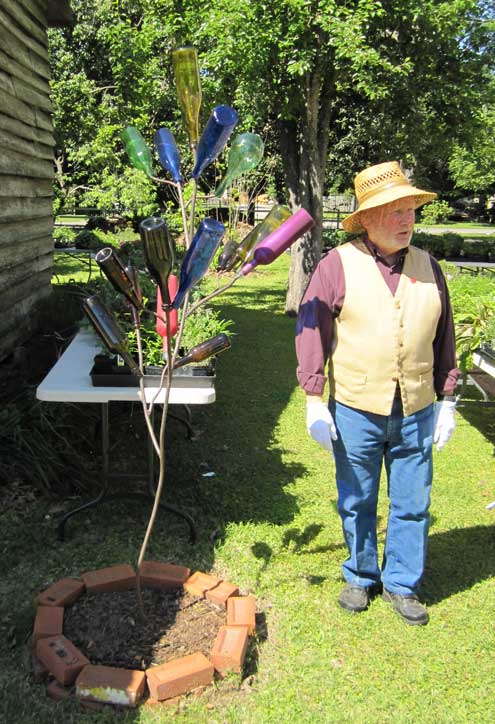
{"left": 121, "top": 127, "right": 153, "bottom": 177}
{"left": 172, "top": 47, "right": 202, "bottom": 148}
{"left": 214, "top": 133, "right": 264, "bottom": 197}
{"left": 233, "top": 204, "right": 291, "bottom": 267}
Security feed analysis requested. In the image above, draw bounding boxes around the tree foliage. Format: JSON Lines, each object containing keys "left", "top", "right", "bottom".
{"left": 48, "top": 1, "right": 495, "bottom": 309}
{"left": 182, "top": 0, "right": 494, "bottom": 310}
{"left": 449, "top": 99, "right": 495, "bottom": 195}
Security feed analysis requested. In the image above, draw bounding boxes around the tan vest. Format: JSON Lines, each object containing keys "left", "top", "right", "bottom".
{"left": 329, "top": 241, "right": 441, "bottom": 416}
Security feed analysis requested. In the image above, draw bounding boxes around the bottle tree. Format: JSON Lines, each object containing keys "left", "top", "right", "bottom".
{"left": 85, "top": 45, "right": 314, "bottom": 616}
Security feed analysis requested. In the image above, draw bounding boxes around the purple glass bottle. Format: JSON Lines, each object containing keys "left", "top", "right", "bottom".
{"left": 241, "top": 208, "right": 314, "bottom": 276}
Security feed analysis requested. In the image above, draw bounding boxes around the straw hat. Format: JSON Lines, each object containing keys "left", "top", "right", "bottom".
{"left": 342, "top": 161, "right": 437, "bottom": 233}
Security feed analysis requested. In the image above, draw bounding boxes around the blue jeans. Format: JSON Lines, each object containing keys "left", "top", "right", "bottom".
{"left": 330, "top": 397, "right": 434, "bottom": 595}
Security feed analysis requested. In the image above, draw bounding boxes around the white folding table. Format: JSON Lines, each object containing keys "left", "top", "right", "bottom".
{"left": 36, "top": 330, "right": 216, "bottom": 541}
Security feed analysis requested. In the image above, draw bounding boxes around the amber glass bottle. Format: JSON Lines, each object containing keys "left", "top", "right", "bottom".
{"left": 173, "top": 333, "right": 231, "bottom": 369}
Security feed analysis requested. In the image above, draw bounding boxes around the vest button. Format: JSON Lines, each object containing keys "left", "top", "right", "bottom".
{"left": 392, "top": 377, "right": 398, "bottom": 382}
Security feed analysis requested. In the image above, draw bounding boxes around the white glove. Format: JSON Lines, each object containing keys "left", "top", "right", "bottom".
{"left": 306, "top": 399, "right": 338, "bottom": 452}
{"left": 433, "top": 400, "right": 456, "bottom": 451}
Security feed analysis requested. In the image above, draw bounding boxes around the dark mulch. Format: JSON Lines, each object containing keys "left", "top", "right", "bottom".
{"left": 63, "top": 588, "right": 225, "bottom": 670}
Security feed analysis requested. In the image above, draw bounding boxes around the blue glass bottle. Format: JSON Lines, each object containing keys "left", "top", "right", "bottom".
{"left": 191, "top": 105, "right": 238, "bottom": 180}
{"left": 154, "top": 128, "right": 182, "bottom": 183}
{"left": 172, "top": 219, "right": 225, "bottom": 309}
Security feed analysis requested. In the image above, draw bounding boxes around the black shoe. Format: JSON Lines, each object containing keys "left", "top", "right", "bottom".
{"left": 383, "top": 589, "right": 429, "bottom": 625}
{"left": 338, "top": 584, "right": 371, "bottom": 613}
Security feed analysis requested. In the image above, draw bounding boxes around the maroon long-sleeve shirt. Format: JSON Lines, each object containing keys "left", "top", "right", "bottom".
{"left": 296, "top": 239, "right": 460, "bottom": 398}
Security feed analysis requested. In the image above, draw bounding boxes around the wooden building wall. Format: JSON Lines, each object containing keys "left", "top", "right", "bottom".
{"left": 0, "top": 0, "right": 72, "bottom": 362}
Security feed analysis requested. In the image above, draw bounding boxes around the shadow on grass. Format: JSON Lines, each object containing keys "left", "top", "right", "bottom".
{"left": 158, "top": 295, "right": 306, "bottom": 540}
{"left": 0, "top": 280, "right": 306, "bottom": 720}
{"left": 53, "top": 287, "right": 307, "bottom": 558}
{"left": 423, "top": 524, "right": 495, "bottom": 604}
{"left": 456, "top": 400, "right": 495, "bottom": 450}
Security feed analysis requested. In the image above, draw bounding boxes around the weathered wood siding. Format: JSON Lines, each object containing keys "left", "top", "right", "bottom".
{"left": 0, "top": 0, "right": 72, "bottom": 361}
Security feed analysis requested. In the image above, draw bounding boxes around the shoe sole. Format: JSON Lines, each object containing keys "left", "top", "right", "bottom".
{"left": 338, "top": 598, "right": 369, "bottom": 613}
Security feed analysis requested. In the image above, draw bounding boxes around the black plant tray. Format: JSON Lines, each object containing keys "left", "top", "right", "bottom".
{"left": 478, "top": 346, "right": 495, "bottom": 362}
{"left": 90, "top": 354, "right": 215, "bottom": 388}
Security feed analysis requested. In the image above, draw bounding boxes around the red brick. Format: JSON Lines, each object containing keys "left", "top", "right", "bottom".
{"left": 143, "top": 695, "right": 182, "bottom": 710}
{"left": 36, "top": 636, "right": 90, "bottom": 685}
{"left": 37, "top": 577, "right": 85, "bottom": 607}
{"left": 227, "top": 595, "right": 256, "bottom": 635}
{"left": 80, "top": 700, "right": 107, "bottom": 712}
{"left": 183, "top": 571, "right": 221, "bottom": 598}
{"left": 206, "top": 581, "right": 239, "bottom": 608}
{"left": 33, "top": 606, "right": 64, "bottom": 643}
{"left": 46, "top": 679, "right": 73, "bottom": 701}
{"left": 146, "top": 652, "right": 214, "bottom": 701}
{"left": 76, "top": 664, "right": 146, "bottom": 707}
{"left": 140, "top": 561, "right": 190, "bottom": 590}
{"left": 31, "top": 653, "right": 49, "bottom": 683}
{"left": 81, "top": 564, "right": 136, "bottom": 593}
{"left": 210, "top": 625, "right": 249, "bottom": 675}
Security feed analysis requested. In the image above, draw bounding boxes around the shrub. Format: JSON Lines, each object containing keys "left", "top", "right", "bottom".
{"left": 75, "top": 228, "right": 124, "bottom": 251}
{"left": 322, "top": 229, "right": 357, "bottom": 251}
{"left": 74, "top": 229, "right": 103, "bottom": 250}
{"left": 412, "top": 231, "right": 464, "bottom": 259}
{"left": 442, "top": 233, "right": 464, "bottom": 258}
{"left": 53, "top": 226, "right": 77, "bottom": 248}
{"left": 461, "top": 240, "right": 489, "bottom": 261}
{"left": 86, "top": 215, "right": 111, "bottom": 232}
{"left": 411, "top": 231, "right": 444, "bottom": 258}
{"left": 420, "top": 200, "right": 454, "bottom": 225}
{"left": 447, "top": 273, "right": 495, "bottom": 370}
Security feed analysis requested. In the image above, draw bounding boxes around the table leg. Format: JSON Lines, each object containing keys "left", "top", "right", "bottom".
{"left": 57, "top": 403, "right": 110, "bottom": 541}
{"left": 147, "top": 406, "right": 155, "bottom": 497}
{"left": 58, "top": 402, "right": 197, "bottom": 543}
{"left": 168, "top": 405, "right": 194, "bottom": 439}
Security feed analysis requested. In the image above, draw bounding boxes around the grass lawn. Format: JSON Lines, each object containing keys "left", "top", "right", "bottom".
{"left": 418, "top": 222, "right": 495, "bottom": 230}
{"left": 415, "top": 223, "right": 495, "bottom": 241}
{"left": 1, "top": 255, "right": 494, "bottom": 723}
{"left": 56, "top": 215, "right": 89, "bottom": 224}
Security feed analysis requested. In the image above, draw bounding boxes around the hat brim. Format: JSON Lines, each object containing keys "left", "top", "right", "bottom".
{"left": 342, "top": 186, "right": 437, "bottom": 233}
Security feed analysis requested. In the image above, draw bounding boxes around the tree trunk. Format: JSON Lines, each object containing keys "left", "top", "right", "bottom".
{"left": 282, "top": 70, "right": 334, "bottom": 315}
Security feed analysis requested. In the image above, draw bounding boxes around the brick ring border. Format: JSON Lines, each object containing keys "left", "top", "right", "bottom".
{"left": 32, "top": 562, "right": 257, "bottom": 709}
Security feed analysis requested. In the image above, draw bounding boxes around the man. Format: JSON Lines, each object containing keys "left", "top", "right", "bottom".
{"left": 296, "top": 161, "right": 459, "bottom": 625}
